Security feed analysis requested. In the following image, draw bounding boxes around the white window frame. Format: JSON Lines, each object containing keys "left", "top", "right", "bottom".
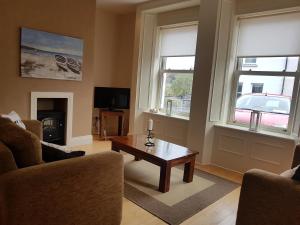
{"left": 228, "top": 56, "right": 300, "bottom": 134}
{"left": 155, "top": 22, "right": 198, "bottom": 118}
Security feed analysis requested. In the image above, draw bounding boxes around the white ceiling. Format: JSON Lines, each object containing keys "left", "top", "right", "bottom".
{"left": 97, "top": 0, "right": 153, "bottom": 14}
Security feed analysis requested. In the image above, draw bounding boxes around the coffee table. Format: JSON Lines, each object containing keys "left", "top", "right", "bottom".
{"left": 110, "top": 135, "right": 198, "bottom": 193}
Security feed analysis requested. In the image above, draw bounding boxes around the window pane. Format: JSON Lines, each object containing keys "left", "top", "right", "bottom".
{"left": 237, "top": 75, "right": 294, "bottom": 97}
{"left": 244, "top": 58, "right": 257, "bottom": 64}
{"left": 164, "top": 56, "right": 195, "bottom": 70}
{"left": 234, "top": 75, "right": 294, "bottom": 129}
{"left": 237, "top": 82, "right": 243, "bottom": 98}
{"left": 252, "top": 83, "right": 263, "bottom": 93}
{"left": 239, "top": 57, "right": 299, "bottom": 72}
{"left": 161, "top": 73, "right": 193, "bottom": 117}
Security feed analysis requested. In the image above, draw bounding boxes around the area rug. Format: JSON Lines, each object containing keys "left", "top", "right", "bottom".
{"left": 123, "top": 154, "right": 239, "bottom": 225}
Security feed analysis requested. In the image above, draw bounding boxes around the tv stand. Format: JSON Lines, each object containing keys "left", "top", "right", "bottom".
{"left": 99, "top": 110, "right": 125, "bottom": 137}
{"left": 105, "top": 108, "right": 123, "bottom": 112}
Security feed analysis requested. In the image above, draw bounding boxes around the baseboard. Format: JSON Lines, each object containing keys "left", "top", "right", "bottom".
{"left": 195, "top": 161, "right": 244, "bottom": 175}
{"left": 210, "top": 163, "right": 244, "bottom": 175}
{"left": 69, "top": 135, "right": 93, "bottom": 147}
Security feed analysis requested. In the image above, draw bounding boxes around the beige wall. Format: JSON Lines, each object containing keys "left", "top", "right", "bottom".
{"left": 236, "top": 0, "right": 300, "bottom": 14}
{"left": 0, "top": 0, "right": 96, "bottom": 137}
{"left": 157, "top": 6, "right": 200, "bottom": 26}
{"left": 114, "top": 13, "right": 136, "bottom": 88}
{"left": 94, "top": 9, "right": 119, "bottom": 87}
{"left": 94, "top": 8, "right": 135, "bottom": 88}
{"left": 93, "top": 9, "right": 136, "bottom": 135}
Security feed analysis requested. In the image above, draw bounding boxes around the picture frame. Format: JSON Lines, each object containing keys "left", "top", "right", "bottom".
{"left": 20, "top": 27, "right": 84, "bottom": 81}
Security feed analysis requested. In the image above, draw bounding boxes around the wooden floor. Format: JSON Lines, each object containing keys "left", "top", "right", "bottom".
{"left": 69, "top": 139, "right": 243, "bottom": 225}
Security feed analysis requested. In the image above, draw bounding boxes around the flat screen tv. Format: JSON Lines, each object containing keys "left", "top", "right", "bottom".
{"left": 94, "top": 87, "right": 130, "bottom": 110}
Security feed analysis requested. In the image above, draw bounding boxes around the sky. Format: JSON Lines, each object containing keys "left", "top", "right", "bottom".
{"left": 21, "top": 28, "right": 83, "bottom": 57}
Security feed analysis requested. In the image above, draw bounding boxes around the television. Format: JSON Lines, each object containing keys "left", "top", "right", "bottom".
{"left": 94, "top": 87, "right": 130, "bottom": 110}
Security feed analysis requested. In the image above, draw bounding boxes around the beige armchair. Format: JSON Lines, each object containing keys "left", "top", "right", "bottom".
{"left": 0, "top": 118, "right": 124, "bottom": 225}
{"left": 236, "top": 146, "right": 300, "bottom": 225}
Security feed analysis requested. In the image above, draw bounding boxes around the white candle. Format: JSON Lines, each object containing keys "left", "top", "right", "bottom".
{"left": 148, "top": 119, "right": 153, "bottom": 131}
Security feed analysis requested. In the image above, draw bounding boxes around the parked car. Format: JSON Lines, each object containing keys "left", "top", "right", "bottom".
{"left": 234, "top": 94, "right": 291, "bottom": 129}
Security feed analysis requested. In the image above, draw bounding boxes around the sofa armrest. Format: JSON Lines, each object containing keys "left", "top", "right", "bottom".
{"left": 0, "top": 152, "right": 124, "bottom": 225}
{"left": 236, "top": 169, "right": 300, "bottom": 225}
{"left": 0, "top": 142, "right": 17, "bottom": 174}
{"left": 23, "top": 120, "right": 42, "bottom": 139}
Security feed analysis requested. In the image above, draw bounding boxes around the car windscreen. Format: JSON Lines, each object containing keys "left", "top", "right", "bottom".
{"left": 236, "top": 95, "right": 290, "bottom": 114}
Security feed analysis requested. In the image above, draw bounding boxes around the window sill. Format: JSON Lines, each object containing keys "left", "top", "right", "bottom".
{"left": 214, "top": 123, "right": 298, "bottom": 142}
{"left": 144, "top": 111, "right": 189, "bottom": 122}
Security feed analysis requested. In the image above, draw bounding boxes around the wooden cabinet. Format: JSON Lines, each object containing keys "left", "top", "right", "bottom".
{"left": 100, "top": 110, "right": 125, "bottom": 137}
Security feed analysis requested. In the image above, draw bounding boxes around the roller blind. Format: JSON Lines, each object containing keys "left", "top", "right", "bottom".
{"left": 160, "top": 25, "right": 198, "bottom": 57}
{"left": 237, "top": 12, "right": 300, "bottom": 57}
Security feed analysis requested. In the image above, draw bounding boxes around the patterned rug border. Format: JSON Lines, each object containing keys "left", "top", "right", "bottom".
{"left": 124, "top": 169, "right": 240, "bottom": 225}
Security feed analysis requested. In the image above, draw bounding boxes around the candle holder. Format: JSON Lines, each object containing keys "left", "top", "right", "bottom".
{"left": 145, "top": 129, "right": 155, "bottom": 147}
{"left": 249, "top": 110, "right": 262, "bottom": 132}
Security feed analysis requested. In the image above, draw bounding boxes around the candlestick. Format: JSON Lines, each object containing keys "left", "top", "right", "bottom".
{"left": 148, "top": 119, "right": 153, "bottom": 131}
{"left": 145, "top": 129, "right": 155, "bottom": 146}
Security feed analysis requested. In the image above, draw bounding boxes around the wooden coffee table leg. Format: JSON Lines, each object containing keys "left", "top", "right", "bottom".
{"left": 135, "top": 156, "right": 142, "bottom": 161}
{"left": 159, "top": 163, "right": 171, "bottom": 193}
{"left": 183, "top": 157, "right": 195, "bottom": 183}
{"left": 111, "top": 142, "right": 120, "bottom": 152}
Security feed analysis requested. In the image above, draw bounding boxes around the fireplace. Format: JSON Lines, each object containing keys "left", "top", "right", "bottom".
{"left": 38, "top": 110, "right": 65, "bottom": 145}
{"left": 31, "top": 92, "right": 73, "bottom": 146}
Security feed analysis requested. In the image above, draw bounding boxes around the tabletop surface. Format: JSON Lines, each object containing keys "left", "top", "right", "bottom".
{"left": 110, "top": 135, "right": 198, "bottom": 161}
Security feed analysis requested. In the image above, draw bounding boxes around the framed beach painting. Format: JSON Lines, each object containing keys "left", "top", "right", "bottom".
{"left": 20, "top": 28, "right": 83, "bottom": 81}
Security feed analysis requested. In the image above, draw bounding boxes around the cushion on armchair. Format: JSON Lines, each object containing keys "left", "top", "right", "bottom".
{"left": 42, "top": 143, "right": 85, "bottom": 162}
{"left": 0, "top": 117, "right": 43, "bottom": 168}
{"left": 1, "top": 111, "right": 26, "bottom": 129}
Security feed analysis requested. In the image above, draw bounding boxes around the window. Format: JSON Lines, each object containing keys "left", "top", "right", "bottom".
{"left": 159, "top": 56, "right": 194, "bottom": 117}
{"left": 158, "top": 24, "right": 198, "bottom": 118}
{"left": 232, "top": 57, "right": 299, "bottom": 132}
{"left": 251, "top": 83, "right": 263, "bottom": 93}
{"left": 229, "top": 12, "right": 300, "bottom": 133}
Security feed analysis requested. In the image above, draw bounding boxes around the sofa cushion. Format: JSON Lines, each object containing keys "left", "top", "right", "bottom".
{"left": 2, "top": 111, "right": 26, "bottom": 129}
{"left": 0, "top": 141, "right": 17, "bottom": 174}
{"left": 0, "top": 117, "right": 43, "bottom": 168}
{"left": 42, "top": 144, "right": 85, "bottom": 162}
